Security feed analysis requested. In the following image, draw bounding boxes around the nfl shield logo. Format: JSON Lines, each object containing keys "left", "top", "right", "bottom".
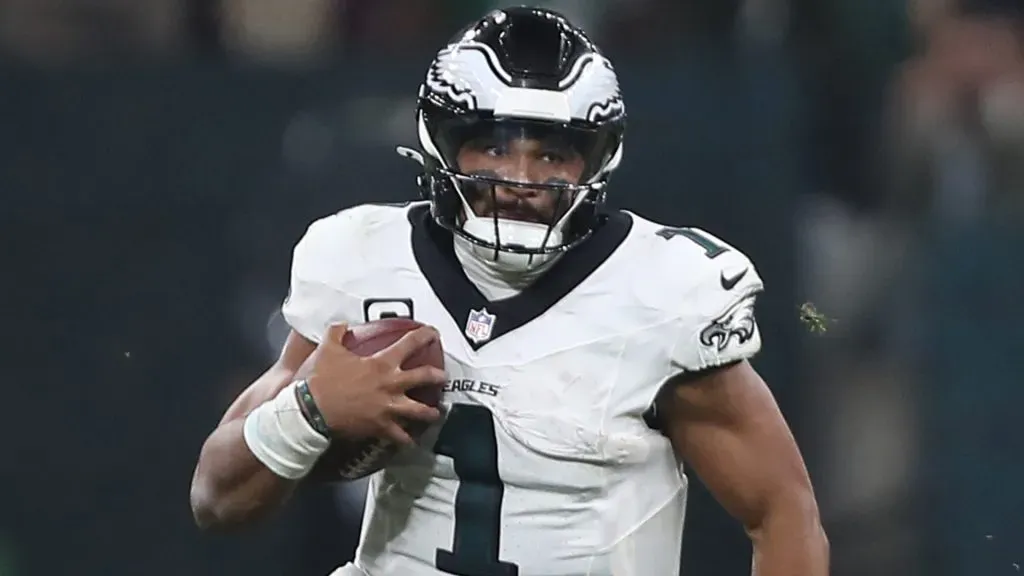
{"left": 464, "top": 308, "right": 497, "bottom": 344}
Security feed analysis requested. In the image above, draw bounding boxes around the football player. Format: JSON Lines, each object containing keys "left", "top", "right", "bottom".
{"left": 190, "top": 7, "right": 828, "bottom": 576}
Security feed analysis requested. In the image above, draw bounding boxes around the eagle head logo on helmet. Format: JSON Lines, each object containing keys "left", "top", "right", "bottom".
{"left": 397, "top": 7, "right": 626, "bottom": 273}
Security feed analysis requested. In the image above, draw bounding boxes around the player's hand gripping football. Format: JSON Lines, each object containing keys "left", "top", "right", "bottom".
{"left": 303, "top": 323, "right": 445, "bottom": 445}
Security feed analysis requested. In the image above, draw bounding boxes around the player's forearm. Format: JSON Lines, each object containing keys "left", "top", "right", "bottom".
{"left": 748, "top": 503, "right": 829, "bottom": 576}
{"left": 190, "top": 419, "right": 296, "bottom": 531}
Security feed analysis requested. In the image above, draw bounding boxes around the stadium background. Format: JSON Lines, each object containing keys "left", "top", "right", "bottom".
{"left": 1, "top": 0, "right": 1022, "bottom": 575}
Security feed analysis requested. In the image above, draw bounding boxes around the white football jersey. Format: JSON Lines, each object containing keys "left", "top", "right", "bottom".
{"left": 282, "top": 202, "right": 764, "bottom": 576}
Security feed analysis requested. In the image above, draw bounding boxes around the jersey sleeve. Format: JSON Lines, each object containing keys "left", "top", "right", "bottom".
{"left": 280, "top": 211, "right": 364, "bottom": 343}
{"left": 667, "top": 233, "right": 765, "bottom": 373}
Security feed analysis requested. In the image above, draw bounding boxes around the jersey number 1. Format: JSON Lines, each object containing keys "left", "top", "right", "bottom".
{"left": 433, "top": 404, "right": 519, "bottom": 576}
{"left": 656, "top": 226, "right": 729, "bottom": 259}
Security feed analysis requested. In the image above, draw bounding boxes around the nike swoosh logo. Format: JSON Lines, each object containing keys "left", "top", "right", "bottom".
{"left": 720, "top": 268, "right": 748, "bottom": 290}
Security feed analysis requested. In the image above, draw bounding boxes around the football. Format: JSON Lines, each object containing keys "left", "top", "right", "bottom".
{"left": 306, "top": 318, "right": 446, "bottom": 482}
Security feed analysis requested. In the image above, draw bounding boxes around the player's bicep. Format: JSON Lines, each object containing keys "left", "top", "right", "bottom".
{"left": 659, "top": 362, "right": 816, "bottom": 529}
{"left": 218, "top": 330, "right": 317, "bottom": 425}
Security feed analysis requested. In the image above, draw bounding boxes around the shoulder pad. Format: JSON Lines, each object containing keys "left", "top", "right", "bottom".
{"left": 281, "top": 204, "right": 412, "bottom": 341}
{"left": 638, "top": 223, "right": 765, "bottom": 371}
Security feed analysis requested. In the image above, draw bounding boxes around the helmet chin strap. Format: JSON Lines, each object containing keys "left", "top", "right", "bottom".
{"left": 452, "top": 229, "right": 560, "bottom": 298}
{"left": 460, "top": 213, "right": 563, "bottom": 272}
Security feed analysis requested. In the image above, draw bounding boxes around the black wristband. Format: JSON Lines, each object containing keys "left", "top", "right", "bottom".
{"left": 293, "top": 379, "right": 331, "bottom": 438}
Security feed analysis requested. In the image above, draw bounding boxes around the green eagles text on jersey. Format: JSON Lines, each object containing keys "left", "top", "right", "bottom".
{"left": 282, "top": 202, "right": 764, "bottom": 576}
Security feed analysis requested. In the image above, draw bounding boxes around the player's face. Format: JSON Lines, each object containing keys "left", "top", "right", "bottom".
{"left": 456, "top": 130, "right": 586, "bottom": 225}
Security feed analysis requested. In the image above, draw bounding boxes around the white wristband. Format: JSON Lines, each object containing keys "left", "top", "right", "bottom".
{"left": 243, "top": 381, "right": 331, "bottom": 480}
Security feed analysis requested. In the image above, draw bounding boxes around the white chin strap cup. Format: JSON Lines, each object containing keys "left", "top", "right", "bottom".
{"left": 461, "top": 215, "right": 562, "bottom": 272}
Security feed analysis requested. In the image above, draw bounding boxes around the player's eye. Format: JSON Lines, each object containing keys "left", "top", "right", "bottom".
{"left": 539, "top": 151, "right": 566, "bottom": 164}
{"left": 483, "top": 144, "right": 507, "bottom": 157}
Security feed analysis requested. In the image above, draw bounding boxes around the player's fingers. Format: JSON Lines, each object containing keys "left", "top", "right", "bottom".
{"left": 324, "top": 322, "right": 349, "bottom": 345}
{"left": 376, "top": 326, "right": 439, "bottom": 365}
{"left": 381, "top": 421, "right": 416, "bottom": 446}
{"left": 389, "top": 396, "right": 441, "bottom": 423}
{"left": 393, "top": 366, "right": 447, "bottom": 389}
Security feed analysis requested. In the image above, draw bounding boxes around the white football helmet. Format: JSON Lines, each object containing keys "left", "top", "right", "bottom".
{"left": 398, "top": 7, "right": 626, "bottom": 272}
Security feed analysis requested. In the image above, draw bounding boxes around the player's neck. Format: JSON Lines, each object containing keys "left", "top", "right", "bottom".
{"left": 452, "top": 234, "right": 559, "bottom": 301}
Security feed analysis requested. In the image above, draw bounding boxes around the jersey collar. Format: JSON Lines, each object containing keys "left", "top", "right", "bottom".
{"left": 409, "top": 204, "right": 633, "bottom": 350}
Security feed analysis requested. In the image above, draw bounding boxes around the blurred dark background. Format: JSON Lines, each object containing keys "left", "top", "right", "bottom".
{"left": 2, "top": 1, "right": 1023, "bottom": 575}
